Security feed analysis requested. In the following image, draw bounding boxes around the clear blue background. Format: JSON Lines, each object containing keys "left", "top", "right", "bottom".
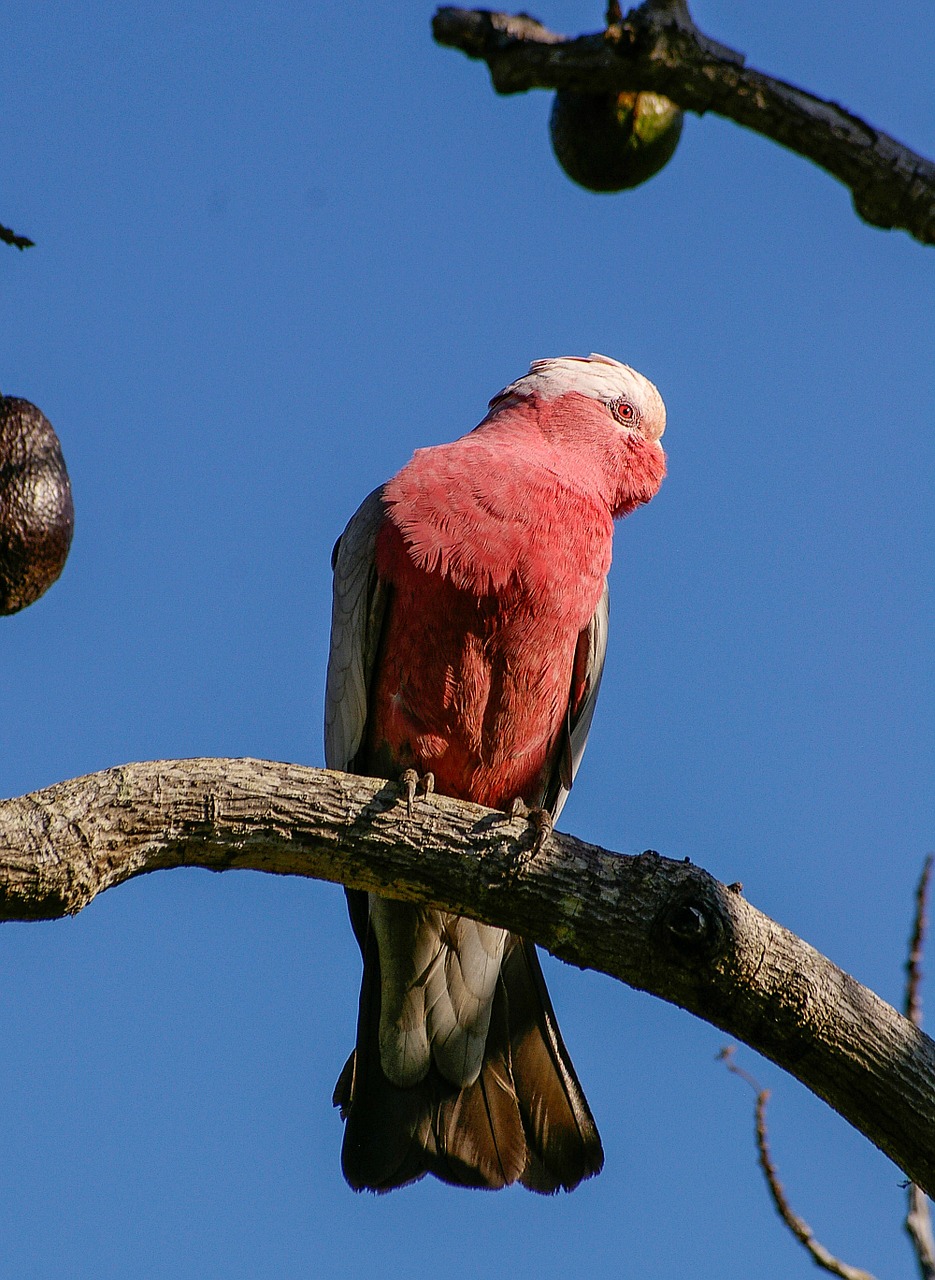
{"left": 1, "top": 2, "right": 932, "bottom": 1276}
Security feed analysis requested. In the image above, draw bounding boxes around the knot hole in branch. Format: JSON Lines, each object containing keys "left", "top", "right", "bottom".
{"left": 654, "top": 876, "right": 731, "bottom": 962}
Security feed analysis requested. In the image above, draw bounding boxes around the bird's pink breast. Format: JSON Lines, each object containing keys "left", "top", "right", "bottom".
{"left": 366, "top": 517, "right": 592, "bottom": 808}
{"left": 362, "top": 392, "right": 663, "bottom": 808}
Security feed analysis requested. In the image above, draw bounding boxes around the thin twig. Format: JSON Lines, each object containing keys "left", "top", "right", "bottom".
{"left": 719, "top": 1048, "right": 877, "bottom": 1280}
{"left": 906, "top": 857, "right": 933, "bottom": 1029}
{"left": 0, "top": 222, "right": 35, "bottom": 250}
{"left": 904, "top": 856, "right": 935, "bottom": 1280}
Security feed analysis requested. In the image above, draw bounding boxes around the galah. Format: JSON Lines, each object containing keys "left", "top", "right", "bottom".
{"left": 325, "top": 353, "right": 667, "bottom": 1193}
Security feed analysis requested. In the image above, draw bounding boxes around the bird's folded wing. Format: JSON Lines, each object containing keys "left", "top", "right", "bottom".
{"left": 549, "top": 581, "right": 610, "bottom": 823}
{"left": 324, "top": 485, "right": 387, "bottom": 773}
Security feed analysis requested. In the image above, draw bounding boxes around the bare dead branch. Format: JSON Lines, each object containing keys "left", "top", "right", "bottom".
{"left": 720, "top": 1048, "right": 877, "bottom": 1280}
{"left": 906, "top": 856, "right": 933, "bottom": 1029}
{"left": 2, "top": 757, "right": 935, "bottom": 1196}
{"left": 908, "top": 1189, "right": 935, "bottom": 1280}
{"left": 432, "top": 5, "right": 935, "bottom": 246}
{"left": 905, "top": 856, "right": 935, "bottom": 1280}
{"left": 0, "top": 222, "right": 34, "bottom": 250}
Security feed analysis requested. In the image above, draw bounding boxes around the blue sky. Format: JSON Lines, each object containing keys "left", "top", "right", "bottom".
{"left": 1, "top": 2, "right": 932, "bottom": 1277}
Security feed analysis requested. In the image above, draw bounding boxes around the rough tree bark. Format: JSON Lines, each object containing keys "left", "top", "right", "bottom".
{"left": 432, "top": 3, "right": 935, "bottom": 246}
{"left": 1, "top": 756, "right": 933, "bottom": 1197}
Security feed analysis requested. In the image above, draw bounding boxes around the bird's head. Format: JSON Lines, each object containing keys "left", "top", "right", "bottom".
{"left": 491, "top": 352, "right": 666, "bottom": 445}
{"left": 487, "top": 353, "right": 667, "bottom": 518}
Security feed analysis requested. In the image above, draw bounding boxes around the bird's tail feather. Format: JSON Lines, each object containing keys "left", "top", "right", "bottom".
{"left": 334, "top": 929, "right": 603, "bottom": 1193}
{"left": 504, "top": 939, "right": 604, "bottom": 1193}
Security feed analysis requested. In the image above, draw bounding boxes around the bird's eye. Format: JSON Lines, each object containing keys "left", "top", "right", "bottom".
{"left": 612, "top": 400, "right": 637, "bottom": 425}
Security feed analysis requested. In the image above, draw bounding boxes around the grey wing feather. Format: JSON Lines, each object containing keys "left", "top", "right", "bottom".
{"left": 324, "top": 486, "right": 387, "bottom": 772}
{"left": 547, "top": 581, "right": 610, "bottom": 824}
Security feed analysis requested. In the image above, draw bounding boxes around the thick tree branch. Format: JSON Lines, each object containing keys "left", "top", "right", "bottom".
{"left": 2, "top": 757, "right": 934, "bottom": 1196}
{"left": 432, "top": 5, "right": 935, "bottom": 246}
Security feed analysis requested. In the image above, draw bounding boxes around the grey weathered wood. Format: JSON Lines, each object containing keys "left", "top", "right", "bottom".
{"left": 1, "top": 756, "right": 933, "bottom": 1196}
{"left": 432, "top": 5, "right": 935, "bottom": 246}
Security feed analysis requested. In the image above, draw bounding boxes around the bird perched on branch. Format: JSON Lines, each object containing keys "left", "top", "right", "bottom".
{"left": 325, "top": 353, "right": 667, "bottom": 1192}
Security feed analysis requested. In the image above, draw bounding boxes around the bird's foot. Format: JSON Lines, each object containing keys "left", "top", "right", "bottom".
{"left": 399, "top": 768, "right": 435, "bottom": 818}
{"left": 509, "top": 798, "right": 553, "bottom": 861}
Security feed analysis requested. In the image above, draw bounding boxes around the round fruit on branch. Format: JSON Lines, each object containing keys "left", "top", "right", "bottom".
{"left": 0, "top": 396, "right": 74, "bottom": 615}
{"left": 549, "top": 90, "right": 683, "bottom": 192}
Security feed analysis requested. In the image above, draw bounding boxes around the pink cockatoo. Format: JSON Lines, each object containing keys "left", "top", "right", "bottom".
{"left": 325, "top": 354, "right": 667, "bottom": 1192}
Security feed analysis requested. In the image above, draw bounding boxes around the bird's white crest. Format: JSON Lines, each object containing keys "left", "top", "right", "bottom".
{"left": 493, "top": 353, "right": 666, "bottom": 440}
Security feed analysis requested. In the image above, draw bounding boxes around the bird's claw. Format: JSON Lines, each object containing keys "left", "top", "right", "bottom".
{"left": 509, "top": 798, "right": 553, "bottom": 860}
{"left": 399, "top": 768, "right": 435, "bottom": 818}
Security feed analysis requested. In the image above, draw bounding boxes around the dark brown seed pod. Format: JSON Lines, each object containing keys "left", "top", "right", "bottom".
{"left": 0, "top": 396, "right": 74, "bottom": 615}
{"left": 549, "top": 90, "right": 684, "bottom": 193}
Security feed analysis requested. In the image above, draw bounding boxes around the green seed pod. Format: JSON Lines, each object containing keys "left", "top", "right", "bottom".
{"left": 549, "top": 90, "right": 684, "bottom": 193}
{"left": 0, "top": 396, "right": 74, "bottom": 615}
